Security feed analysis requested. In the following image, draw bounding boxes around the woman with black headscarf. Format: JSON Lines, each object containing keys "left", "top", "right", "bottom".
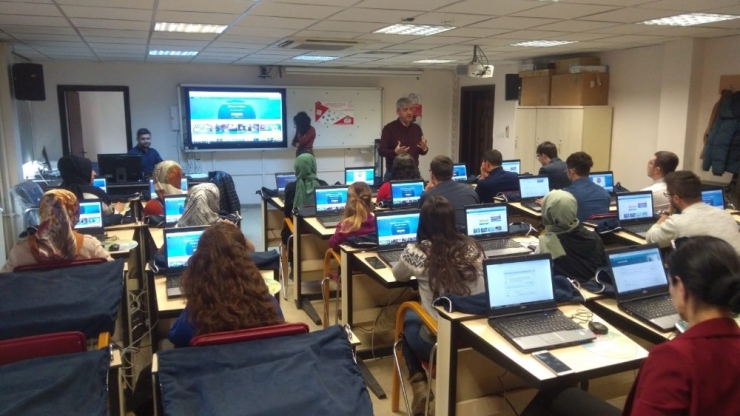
{"left": 58, "top": 155, "right": 117, "bottom": 216}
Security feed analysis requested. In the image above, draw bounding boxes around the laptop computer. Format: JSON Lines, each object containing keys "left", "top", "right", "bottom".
{"left": 390, "top": 179, "right": 425, "bottom": 210}
{"left": 314, "top": 185, "right": 349, "bottom": 228}
{"left": 465, "top": 203, "right": 532, "bottom": 257}
{"left": 75, "top": 199, "right": 106, "bottom": 242}
{"left": 374, "top": 210, "right": 420, "bottom": 267}
{"left": 275, "top": 172, "right": 296, "bottom": 198}
{"left": 452, "top": 164, "right": 468, "bottom": 182}
{"left": 92, "top": 178, "right": 107, "bottom": 194}
{"left": 588, "top": 171, "right": 616, "bottom": 205}
{"left": 502, "top": 159, "right": 521, "bottom": 174}
{"left": 163, "top": 226, "right": 207, "bottom": 298}
{"left": 616, "top": 191, "right": 656, "bottom": 238}
{"left": 180, "top": 178, "right": 188, "bottom": 193}
{"left": 163, "top": 194, "right": 187, "bottom": 228}
{"left": 701, "top": 188, "right": 725, "bottom": 209}
{"left": 484, "top": 254, "right": 596, "bottom": 353}
{"left": 345, "top": 167, "right": 375, "bottom": 186}
{"left": 608, "top": 244, "right": 680, "bottom": 332}
{"left": 518, "top": 175, "right": 550, "bottom": 212}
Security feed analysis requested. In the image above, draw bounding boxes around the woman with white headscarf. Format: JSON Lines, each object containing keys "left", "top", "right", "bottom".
{"left": 177, "top": 183, "right": 221, "bottom": 227}
{"left": 144, "top": 161, "right": 183, "bottom": 217}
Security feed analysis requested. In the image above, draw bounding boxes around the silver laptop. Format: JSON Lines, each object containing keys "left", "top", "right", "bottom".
{"left": 502, "top": 159, "right": 521, "bottom": 175}
{"left": 163, "top": 226, "right": 207, "bottom": 298}
{"left": 75, "top": 199, "right": 105, "bottom": 241}
{"left": 275, "top": 172, "right": 296, "bottom": 198}
{"left": 390, "top": 179, "right": 425, "bottom": 210}
{"left": 452, "top": 164, "right": 468, "bottom": 182}
{"left": 345, "top": 167, "right": 375, "bottom": 186}
{"left": 465, "top": 203, "right": 531, "bottom": 257}
{"left": 616, "top": 191, "right": 656, "bottom": 238}
{"left": 374, "top": 210, "right": 420, "bottom": 267}
{"left": 701, "top": 188, "right": 725, "bottom": 209}
{"left": 589, "top": 171, "right": 616, "bottom": 205}
{"left": 163, "top": 194, "right": 187, "bottom": 228}
{"left": 314, "top": 185, "right": 349, "bottom": 228}
{"left": 485, "top": 254, "right": 596, "bottom": 353}
{"left": 608, "top": 244, "right": 680, "bottom": 332}
{"left": 518, "top": 175, "right": 550, "bottom": 212}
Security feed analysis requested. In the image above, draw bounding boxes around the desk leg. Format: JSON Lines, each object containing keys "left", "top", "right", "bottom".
{"left": 341, "top": 250, "right": 351, "bottom": 326}
{"left": 293, "top": 215, "right": 322, "bottom": 325}
{"left": 261, "top": 198, "right": 268, "bottom": 251}
{"left": 108, "top": 363, "right": 124, "bottom": 416}
{"left": 357, "top": 358, "right": 387, "bottom": 399}
{"left": 436, "top": 316, "right": 458, "bottom": 416}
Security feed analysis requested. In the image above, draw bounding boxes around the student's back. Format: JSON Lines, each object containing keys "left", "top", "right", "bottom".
{"left": 329, "top": 182, "right": 376, "bottom": 250}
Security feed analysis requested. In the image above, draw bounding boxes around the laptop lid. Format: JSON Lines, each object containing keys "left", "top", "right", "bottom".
{"left": 616, "top": 191, "right": 655, "bottom": 225}
{"left": 345, "top": 167, "right": 375, "bottom": 186}
{"left": 390, "top": 179, "right": 425, "bottom": 209}
{"left": 374, "top": 209, "right": 420, "bottom": 252}
{"left": 92, "top": 178, "right": 107, "bottom": 194}
{"left": 501, "top": 159, "right": 521, "bottom": 174}
{"left": 465, "top": 203, "right": 510, "bottom": 240}
{"left": 483, "top": 254, "right": 556, "bottom": 318}
{"left": 75, "top": 199, "right": 104, "bottom": 236}
{"left": 452, "top": 164, "right": 468, "bottom": 182}
{"left": 588, "top": 171, "right": 614, "bottom": 194}
{"left": 607, "top": 244, "right": 668, "bottom": 302}
{"left": 163, "top": 195, "right": 187, "bottom": 226}
{"left": 701, "top": 188, "right": 725, "bottom": 209}
{"left": 275, "top": 172, "right": 296, "bottom": 193}
{"left": 314, "top": 185, "right": 349, "bottom": 217}
{"left": 164, "top": 226, "right": 207, "bottom": 271}
{"left": 518, "top": 175, "right": 550, "bottom": 200}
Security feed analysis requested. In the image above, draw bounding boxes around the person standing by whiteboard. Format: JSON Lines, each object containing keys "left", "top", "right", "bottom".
{"left": 292, "top": 112, "right": 316, "bottom": 157}
{"left": 379, "top": 97, "right": 428, "bottom": 181}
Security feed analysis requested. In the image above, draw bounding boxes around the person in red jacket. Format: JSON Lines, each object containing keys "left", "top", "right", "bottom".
{"left": 376, "top": 154, "right": 421, "bottom": 202}
{"left": 328, "top": 182, "right": 376, "bottom": 251}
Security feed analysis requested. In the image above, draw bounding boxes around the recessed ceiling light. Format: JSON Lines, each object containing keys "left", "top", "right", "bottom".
{"left": 374, "top": 24, "right": 456, "bottom": 36}
{"left": 638, "top": 13, "right": 740, "bottom": 27}
{"left": 510, "top": 40, "right": 578, "bottom": 47}
{"left": 154, "top": 22, "right": 227, "bottom": 33}
{"left": 413, "top": 59, "right": 456, "bottom": 64}
{"left": 292, "top": 56, "right": 338, "bottom": 61}
{"left": 149, "top": 50, "right": 199, "bottom": 56}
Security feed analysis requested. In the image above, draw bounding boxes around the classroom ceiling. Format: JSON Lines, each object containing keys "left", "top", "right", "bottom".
{"left": 1, "top": 0, "right": 740, "bottom": 69}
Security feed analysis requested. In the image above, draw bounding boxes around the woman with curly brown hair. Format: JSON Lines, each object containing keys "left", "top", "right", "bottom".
{"left": 168, "top": 222, "right": 284, "bottom": 347}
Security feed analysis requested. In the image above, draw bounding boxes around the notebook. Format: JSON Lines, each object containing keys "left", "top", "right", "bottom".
{"left": 92, "top": 178, "right": 107, "bottom": 194}
{"left": 588, "top": 171, "right": 616, "bottom": 205}
{"left": 163, "top": 195, "right": 187, "bottom": 228}
{"left": 75, "top": 199, "right": 105, "bottom": 241}
{"left": 465, "top": 203, "right": 531, "bottom": 257}
{"left": 345, "top": 167, "right": 375, "bottom": 186}
{"left": 163, "top": 226, "right": 207, "bottom": 298}
{"left": 390, "top": 179, "right": 425, "bottom": 210}
{"left": 374, "top": 210, "right": 420, "bottom": 267}
{"left": 701, "top": 188, "right": 725, "bottom": 209}
{"left": 314, "top": 185, "right": 349, "bottom": 228}
{"left": 615, "top": 191, "right": 656, "bottom": 238}
{"left": 518, "top": 175, "right": 550, "bottom": 212}
{"left": 275, "top": 172, "right": 296, "bottom": 198}
{"left": 452, "top": 164, "right": 468, "bottom": 182}
{"left": 502, "top": 159, "right": 521, "bottom": 175}
{"left": 608, "top": 244, "right": 680, "bottom": 332}
{"left": 484, "top": 254, "right": 595, "bottom": 353}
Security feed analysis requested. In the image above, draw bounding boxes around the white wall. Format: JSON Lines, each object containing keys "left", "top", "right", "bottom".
{"left": 78, "top": 91, "right": 128, "bottom": 160}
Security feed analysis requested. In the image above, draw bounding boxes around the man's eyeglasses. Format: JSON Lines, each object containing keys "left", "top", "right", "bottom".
{"left": 663, "top": 191, "right": 673, "bottom": 197}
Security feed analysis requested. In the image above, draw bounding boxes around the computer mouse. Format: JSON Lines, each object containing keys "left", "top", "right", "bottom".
{"left": 109, "top": 243, "right": 120, "bottom": 251}
{"left": 588, "top": 321, "right": 609, "bottom": 335}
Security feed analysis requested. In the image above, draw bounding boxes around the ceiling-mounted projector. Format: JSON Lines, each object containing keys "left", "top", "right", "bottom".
{"left": 456, "top": 45, "right": 494, "bottom": 78}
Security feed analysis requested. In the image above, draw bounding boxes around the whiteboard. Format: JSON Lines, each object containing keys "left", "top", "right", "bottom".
{"left": 286, "top": 87, "right": 382, "bottom": 149}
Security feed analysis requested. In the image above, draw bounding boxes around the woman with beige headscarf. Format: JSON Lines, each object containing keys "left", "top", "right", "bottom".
{"left": 144, "top": 161, "right": 183, "bottom": 217}
{"left": 1, "top": 189, "right": 113, "bottom": 273}
{"left": 177, "top": 183, "right": 222, "bottom": 227}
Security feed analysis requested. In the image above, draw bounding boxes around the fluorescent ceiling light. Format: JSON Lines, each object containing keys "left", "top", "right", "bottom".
{"left": 292, "top": 56, "right": 338, "bottom": 62}
{"left": 413, "top": 59, "right": 456, "bottom": 64}
{"left": 510, "top": 40, "right": 577, "bottom": 47}
{"left": 154, "top": 22, "right": 227, "bottom": 33}
{"left": 149, "top": 50, "right": 198, "bottom": 56}
{"left": 639, "top": 13, "right": 740, "bottom": 27}
{"left": 285, "top": 66, "right": 422, "bottom": 77}
{"left": 374, "top": 24, "right": 455, "bottom": 36}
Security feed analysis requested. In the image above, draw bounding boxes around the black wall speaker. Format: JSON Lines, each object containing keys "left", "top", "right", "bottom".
{"left": 12, "top": 63, "right": 46, "bottom": 101}
{"left": 504, "top": 73, "right": 521, "bottom": 101}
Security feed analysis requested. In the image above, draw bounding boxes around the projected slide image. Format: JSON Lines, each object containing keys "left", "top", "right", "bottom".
{"left": 189, "top": 91, "right": 283, "bottom": 144}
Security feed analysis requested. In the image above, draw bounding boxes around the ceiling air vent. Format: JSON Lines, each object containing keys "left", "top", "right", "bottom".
{"left": 276, "top": 38, "right": 362, "bottom": 51}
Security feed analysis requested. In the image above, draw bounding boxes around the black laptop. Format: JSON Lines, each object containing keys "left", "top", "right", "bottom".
{"left": 452, "top": 164, "right": 468, "bottom": 182}
{"left": 373, "top": 209, "right": 420, "bottom": 267}
{"left": 75, "top": 199, "right": 106, "bottom": 242}
{"left": 615, "top": 191, "right": 656, "bottom": 238}
{"left": 275, "top": 172, "right": 296, "bottom": 199}
{"left": 484, "top": 254, "right": 595, "bottom": 353}
{"left": 163, "top": 194, "right": 187, "bottom": 228}
{"left": 345, "top": 167, "right": 375, "bottom": 186}
{"left": 589, "top": 171, "right": 616, "bottom": 205}
{"left": 314, "top": 185, "right": 349, "bottom": 228}
{"left": 701, "top": 188, "right": 725, "bottom": 209}
{"left": 163, "top": 226, "right": 207, "bottom": 298}
{"left": 518, "top": 175, "right": 550, "bottom": 212}
{"left": 390, "top": 179, "right": 425, "bottom": 210}
{"left": 501, "top": 159, "right": 521, "bottom": 175}
{"left": 465, "top": 203, "right": 531, "bottom": 257}
{"left": 608, "top": 244, "right": 680, "bottom": 332}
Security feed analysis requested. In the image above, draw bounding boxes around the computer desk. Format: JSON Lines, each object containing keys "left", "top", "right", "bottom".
{"left": 508, "top": 202, "right": 618, "bottom": 220}
{"left": 435, "top": 304, "right": 648, "bottom": 416}
{"left": 582, "top": 222, "right": 648, "bottom": 246}
{"left": 291, "top": 213, "right": 335, "bottom": 325}
{"left": 260, "top": 196, "right": 285, "bottom": 251}
{"left": 585, "top": 298, "right": 676, "bottom": 346}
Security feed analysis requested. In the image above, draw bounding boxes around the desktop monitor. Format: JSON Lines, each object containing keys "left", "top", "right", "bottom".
{"left": 98, "top": 154, "right": 143, "bottom": 183}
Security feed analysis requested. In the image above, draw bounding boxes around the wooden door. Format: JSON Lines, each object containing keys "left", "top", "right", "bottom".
{"left": 65, "top": 91, "right": 85, "bottom": 157}
{"left": 459, "top": 86, "right": 495, "bottom": 175}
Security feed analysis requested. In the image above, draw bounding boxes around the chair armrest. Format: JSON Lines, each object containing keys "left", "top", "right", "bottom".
{"left": 323, "top": 248, "right": 340, "bottom": 276}
{"left": 97, "top": 332, "right": 110, "bottom": 350}
{"left": 284, "top": 218, "right": 294, "bottom": 234}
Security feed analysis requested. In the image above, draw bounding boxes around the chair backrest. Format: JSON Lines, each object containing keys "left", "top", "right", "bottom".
{"left": 0, "top": 331, "right": 87, "bottom": 366}
{"left": 587, "top": 212, "right": 617, "bottom": 221}
{"left": 190, "top": 322, "right": 309, "bottom": 347}
{"left": 13, "top": 258, "right": 107, "bottom": 273}
{"left": 11, "top": 180, "right": 45, "bottom": 228}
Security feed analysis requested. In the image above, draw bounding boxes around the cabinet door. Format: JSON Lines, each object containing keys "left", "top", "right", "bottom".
{"left": 515, "top": 108, "right": 538, "bottom": 174}
{"left": 535, "top": 108, "right": 583, "bottom": 161}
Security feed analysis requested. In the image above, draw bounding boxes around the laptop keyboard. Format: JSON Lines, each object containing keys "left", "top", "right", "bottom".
{"left": 624, "top": 223, "right": 653, "bottom": 234}
{"left": 625, "top": 297, "right": 676, "bottom": 319}
{"left": 522, "top": 202, "right": 542, "bottom": 212}
{"left": 379, "top": 250, "right": 402, "bottom": 265}
{"left": 319, "top": 214, "right": 343, "bottom": 225}
{"left": 166, "top": 276, "right": 181, "bottom": 289}
{"left": 480, "top": 239, "right": 522, "bottom": 251}
{"left": 496, "top": 311, "right": 582, "bottom": 338}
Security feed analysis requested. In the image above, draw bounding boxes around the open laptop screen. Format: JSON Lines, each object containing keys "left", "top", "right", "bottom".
{"left": 164, "top": 195, "right": 187, "bottom": 225}
{"left": 501, "top": 160, "right": 521, "bottom": 174}
{"left": 275, "top": 173, "right": 296, "bottom": 192}
{"left": 616, "top": 193, "right": 653, "bottom": 222}
{"left": 701, "top": 189, "right": 725, "bottom": 209}
{"left": 345, "top": 168, "right": 374, "bottom": 185}
{"left": 391, "top": 181, "right": 425, "bottom": 208}
{"left": 92, "top": 178, "right": 107, "bottom": 193}
{"left": 589, "top": 172, "right": 614, "bottom": 193}
{"left": 165, "top": 228, "right": 206, "bottom": 268}
{"left": 519, "top": 176, "right": 550, "bottom": 199}
{"left": 76, "top": 200, "right": 103, "bottom": 230}
{"left": 609, "top": 246, "right": 667, "bottom": 296}
{"left": 466, "top": 204, "right": 509, "bottom": 238}
{"left": 315, "top": 187, "right": 348, "bottom": 214}
{"left": 376, "top": 211, "right": 420, "bottom": 247}
{"left": 485, "top": 256, "right": 553, "bottom": 310}
{"left": 452, "top": 164, "right": 468, "bottom": 182}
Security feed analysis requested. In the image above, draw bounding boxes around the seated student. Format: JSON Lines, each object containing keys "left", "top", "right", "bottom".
{"left": 376, "top": 153, "right": 421, "bottom": 202}
{"left": 144, "top": 161, "right": 183, "bottom": 217}
{"left": 646, "top": 171, "right": 740, "bottom": 255}
{"left": 642, "top": 150, "right": 679, "bottom": 213}
{"left": 418, "top": 155, "right": 479, "bottom": 230}
{"left": 561, "top": 151, "right": 610, "bottom": 221}
{"left": 520, "top": 236, "right": 740, "bottom": 416}
{"left": 475, "top": 149, "right": 519, "bottom": 203}
{"left": 177, "top": 183, "right": 222, "bottom": 228}
{"left": 538, "top": 190, "right": 607, "bottom": 283}
{"left": 58, "top": 155, "right": 122, "bottom": 217}
{"left": 281, "top": 154, "right": 328, "bottom": 246}
{"left": 536, "top": 141, "right": 570, "bottom": 190}
{"left": 168, "top": 223, "right": 284, "bottom": 348}
{"left": 393, "top": 195, "right": 485, "bottom": 415}
{"left": 328, "top": 182, "right": 376, "bottom": 251}
{"left": 1, "top": 189, "right": 112, "bottom": 273}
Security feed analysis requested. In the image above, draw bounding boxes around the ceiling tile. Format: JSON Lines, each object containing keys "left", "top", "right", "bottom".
{"left": 84, "top": 36, "right": 148, "bottom": 43}
{"left": 293, "top": 30, "right": 361, "bottom": 39}
{"left": 0, "top": 25, "right": 77, "bottom": 35}
{"left": 589, "top": 24, "right": 654, "bottom": 35}
{"left": 226, "top": 26, "right": 298, "bottom": 38}
{"left": 55, "top": 0, "right": 154, "bottom": 9}
{"left": 155, "top": 11, "right": 239, "bottom": 25}
{"left": 470, "top": 16, "right": 559, "bottom": 30}
{"left": 12, "top": 33, "right": 81, "bottom": 42}
{"left": 250, "top": 2, "right": 343, "bottom": 19}
{"left": 71, "top": 19, "right": 151, "bottom": 30}
{"left": 354, "top": 33, "right": 422, "bottom": 42}
{"left": 235, "top": 16, "right": 317, "bottom": 30}
{"left": 443, "top": 27, "right": 511, "bottom": 38}
{"left": 149, "top": 39, "right": 210, "bottom": 47}
{"left": 492, "top": 30, "right": 565, "bottom": 40}
{"left": 553, "top": 32, "right": 617, "bottom": 41}
{"left": 217, "top": 34, "right": 280, "bottom": 44}
{"left": 78, "top": 28, "right": 149, "bottom": 38}
{"left": 403, "top": 36, "right": 474, "bottom": 45}
{"left": 638, "top": 26, "right": 732, "bottom": 37}
{"left": 150, "top": 32, "right": 218, "bottom": 41}
{"left": 0, "top": 2, "right": 60, "bottom": 16}
{"left": 307, "top": 20, "right": 385, "bottom": 32}
{"left": 513, "top": 3, "right": 619, "bottom": 19}
{"left": 60, "top": 6, "right": 152, "bottom": 21}
{"left": 352, "top": 0, "right": 458, "bottom": 12}
{"left": 637, "top": 0, "right": 740, "bottom": 12}
{"left": 90, "top": 43, "right": 146, "bottom": 51}
{"left": 204, "top": 47, "right": 261, "bottom": 54}
{"left": 411, "top": 12, "right": 492, "bottom": 27}
{"left": 460, "top": 37, "right": 518, "bottom": 46}
{"left": 437, "top": 0, "right": 547, "bottom": 16}
{"left": 0, "top": 15, "right": 69, "bottom": 27}
{"left": 531, "top": 20, "right": 621, "bottom": 32}
{"left": 261, "top": 0, "right": 359, "bottom": 6}
{"left": 579, "top": 8, "right": 676, "bottom": 23}
{"left": 597, "top": 34, "right": 673, "bottom": 43}
{"left": 158, "top": 0, "right": 251, "bottom": 14}
{"left": 327, "top": 8, "right": 423, "bottom": 23}
{"left": 558, "top": 0, "right": 655, "bottom": 5}
{"left": 210, "top": 41, "right": 268, "bottom": 49}
{"left": 246, "top": 48, "right": 305, "bottom": 56}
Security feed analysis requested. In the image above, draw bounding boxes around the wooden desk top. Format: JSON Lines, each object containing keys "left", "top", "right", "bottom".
{"left": 271, "top": 197, "right": 284, "bottom": 209}
{"left": 303, "top": 217, "right": 336, "bottom": 237}
{"left": 149, "top": 227, "right": 164, "bottom": 249}
{"left": 105, "top": 228, "right": 138, "bottom": 255}
{"left": 461, "top": 304, "right": 648, "bottom": 384}
{"left": 582, "top": 222, "right": 647, "bottom": 245}
{"left": 352, "top": 251, "right": 411, "bottom": 286}
{"left": 508, "top": 202, "right": 542, "bottom": 218}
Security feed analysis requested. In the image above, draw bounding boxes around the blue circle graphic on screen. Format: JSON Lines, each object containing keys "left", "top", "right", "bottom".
{"left": 179, "top": 205, "right": 184, "bottom": 214}
{"left": 185, "top": 241, "right": 198, "bottom": 255}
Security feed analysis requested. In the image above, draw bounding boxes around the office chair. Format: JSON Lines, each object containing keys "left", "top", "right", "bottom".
{"left": 190, "top": 322, "right": 310, "bottom": 347}
{"left": 0, "top": 331, "right": 88, "bottom": 366}
{"left": 281, "top": 218, "right": 295, "bottom": 301}
{"left": 10, "top": 180, "right": 44, "bottom": 232}
{"left": 322, "top": 248, "right": 341, "bottom": 329}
